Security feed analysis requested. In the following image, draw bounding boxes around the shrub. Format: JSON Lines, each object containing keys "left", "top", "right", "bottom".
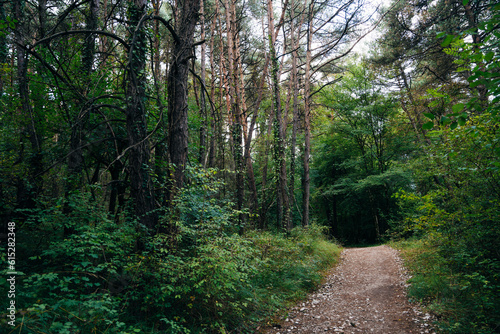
{"left": 2, "top": 168, "right": 342, "bottom": 333}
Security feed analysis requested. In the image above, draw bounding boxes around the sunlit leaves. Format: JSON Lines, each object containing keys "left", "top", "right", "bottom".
{"left": 452, "top": 103, "right": 464, "bottom": 113}
{"left": 441, "top": 34, "right": 456, "bottom": 48}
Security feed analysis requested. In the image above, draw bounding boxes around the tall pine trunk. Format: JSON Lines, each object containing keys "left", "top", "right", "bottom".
{"left": 198, "top": 0, "right": 208, "bottom": 166}
{"left": 302, "top": 0, "right": 313, "bottom": 228}
{"left": 208, "top": 4, "right": 218, "bottom": 168}
{"left": 288, "top": 0, "right": 305, "bottom": 226}
{"left": 244, "top": 56, "right": 269, "bottom": 227}
{"left": 224, "top": 0, "right": 244, "bottom": 229}
{"left": 267, "top": 0, "right": 290, "bottom": 231}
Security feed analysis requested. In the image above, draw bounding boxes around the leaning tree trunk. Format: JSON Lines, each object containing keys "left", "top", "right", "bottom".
{"left": 167, "top": 0, "right": 201, "bottom": 199}
{"left": 126, "top": 0, "right": 157, "bottom": 231}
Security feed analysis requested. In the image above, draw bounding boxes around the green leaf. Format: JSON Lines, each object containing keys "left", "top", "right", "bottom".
{"left": 485, "top": 52, "right": 495, "bottom": 63}
{"left": 462, "top": 0, "right": 469, "bottom": 5}
{"left": 441, "top": 34, "right": 454, "bottom": 47}
{"left": 450, "top": 121, "right": 458, "bottom": 130}
{"left": 471, "top": 53, "right": 483, "bottom": 62}
{"left": 441, "top": 116, "right": 452, "bottom": 125}
{"left": 470, "top": 80, "right": 482, "bottom": 88}
{"left": 452, "top": 103, "right": 464, "bottom": 113}
{"left": 423, "top": 122, "right": 434, "bottom": 130}
{"left": 423, "top": 113, "right": 435, "bottom": 120}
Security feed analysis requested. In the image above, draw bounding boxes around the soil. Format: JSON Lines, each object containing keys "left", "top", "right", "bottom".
{"left": 259, "top": 245, "right": 436, "bottom": 334}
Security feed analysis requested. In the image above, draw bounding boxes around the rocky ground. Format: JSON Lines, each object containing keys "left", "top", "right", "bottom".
{"left": 259, "top": 245, "right": 436, "bottom": 334}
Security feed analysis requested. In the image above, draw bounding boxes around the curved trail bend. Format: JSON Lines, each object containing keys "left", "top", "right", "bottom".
{"left": 263, "top": 245, "right": 435, "bottom": 334}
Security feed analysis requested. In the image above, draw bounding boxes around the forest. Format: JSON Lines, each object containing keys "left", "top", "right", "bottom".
{"left": 0, "top": 0, "right": 498, "bottom": 332}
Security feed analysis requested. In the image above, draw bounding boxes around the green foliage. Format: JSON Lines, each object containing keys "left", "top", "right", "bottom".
{"left": 1, "top": 168, "right": 341, "bottom": 333}
{"left": 391, "top": 114, "right": 500, "bottom": 332}
{"left": 392, "top": 237, "right": 500, "bottom": 334}
{"left": 126, "top": 221, "right": 341, "bottom": 333}
{"left": 387, "top": 5, "right": 500, "bottom": 333}
{"left": 0, "top": 191, "right": 141, "bottom": 333}
{"left": 311, "top": 61, "right": 416, "bottom": 244}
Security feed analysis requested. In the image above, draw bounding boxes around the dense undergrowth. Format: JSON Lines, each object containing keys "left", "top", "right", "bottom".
{"left": 0, "top": 168, "right": 341, "bottom": 334}
{"left": 392, "top": 237, "right": 499, "bottom": 334}
{"left": 388, "top": 119, "right": 500, "bottom": 333}
{"left": 387, "top": 8, "right": 500, "bottom": 333}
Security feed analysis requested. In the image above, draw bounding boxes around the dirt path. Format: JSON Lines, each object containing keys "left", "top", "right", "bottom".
{"left": 262, "top": 245, "right": 435, "bottom": 334}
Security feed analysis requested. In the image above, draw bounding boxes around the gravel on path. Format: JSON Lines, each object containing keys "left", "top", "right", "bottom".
{"left": 260, "top": 245, "right": 435, "bottom": 334}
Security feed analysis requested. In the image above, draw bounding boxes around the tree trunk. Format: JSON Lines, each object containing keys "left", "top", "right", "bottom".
{"left": 0, "top": 2, "right": 6, "bottom": 95}
{"left": 244, "top": 56, "right": 269, "bottom": 228}
{"left": 267, "top": 0, "right": 290, "bottom": 231}
{"left": 126, "top": 0, "right": 157, "bottom": 231}
{"left": 198, "top": 0, "right": 207, "bottom": 167}
{"left": 302, "top": 0, "right": 313, "bottom": 228}
{"left": 67, "top": 0, "right": 99, "bottom": 197}
{"left": 288, "top": 0, "right": 304, "bottom": 227}
{"left": 108, "top": 161, "right": 124, "bottom": 215}
{"left": 259, "top": 111, "right": 274, "bottom": 230}
{"left": 258, "top": 14, "right": 271, "bottom": 230}
{"left": 208, "top": 4, "right": 218, "bottom": 168}
{"left": 152, "top": 0, "right": 161, "bottom": 81}
{"left": 224, "top": 0, "right": 245, "bottom": 229}
{"left": 14, "top": 0, "right": 43, "bottom": 212}
{"left": 208, "top": 6, "right": 219, "bottom": 167}
{"left": 167, "top": 0, "right": 201, "bottom": 198}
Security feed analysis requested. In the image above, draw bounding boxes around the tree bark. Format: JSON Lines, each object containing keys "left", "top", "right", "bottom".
{"left": 267, "top": 0, "right": 290, "bottom": 231}
{"left": 224, "top": 0, "right": 245, "bottom": 229}
{"left": 67, "top": 0, "right": 99, "bottom": 196}
{"left": 244, "top": 56, "right": 269, "bottom": 227}
{"left": 126, "top": 0, "right": 157, "bottom": 231}
{"left": 167, "top": 0, "right": 201, "bottom": 198}
{"left": 288, "top": 0, "right": 305, "bottom": 227}
{"left": 302, "top": 0, "right": 313, "bottom": 228}
{"left": 14, "top": 0, "right": 43, "bottom": 212}
{"left": 198, "top": 0, "right": 207, "bottom": 167}
{"left": 208, "top": 3, "right": 218, "bottom": 168}
{"left": 260, "top": 110, "right": 274, "bottom": 230}
{"left": 0, "top": 2, "right": 7, "bottom": 95}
